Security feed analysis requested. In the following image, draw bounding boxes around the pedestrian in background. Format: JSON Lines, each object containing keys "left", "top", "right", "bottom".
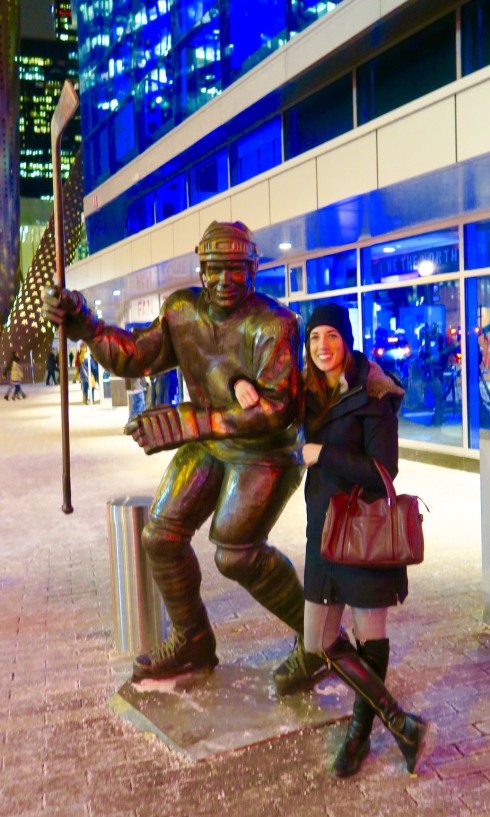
{"left": 3, "top": 350, "right": 15, "bottom": 400}
{"left": 46, "top": 349, "right": 58, "bottom": 385}
{"left": 9, "top": 353, "right": 27, "bottom": 400}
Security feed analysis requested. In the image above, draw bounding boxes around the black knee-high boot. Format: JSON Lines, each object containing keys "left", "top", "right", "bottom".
{"left": 325, "top": 634, "right": 429, "bottom": 774}
{"left": 333, "top": 639, "right": 390, "bottom": 777}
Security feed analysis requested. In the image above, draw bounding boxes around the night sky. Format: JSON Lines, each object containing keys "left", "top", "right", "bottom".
{"left": 20, "top": 0, "right": 56, "bottom": 40}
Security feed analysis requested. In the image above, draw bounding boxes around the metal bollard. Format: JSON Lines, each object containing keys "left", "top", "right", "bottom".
{"left": 107, "top": 495, "right": 168, "bottom": 653}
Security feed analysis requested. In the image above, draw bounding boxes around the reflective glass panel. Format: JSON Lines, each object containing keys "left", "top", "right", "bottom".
{"left": 230, "top": 118, "right": 282, "bottom": 186}
{"left": 155, "top": 174, "right": 187, "bottom": 221}
{"left": 362, "top": 281, "right": 462, "bottom": 446}
{"left": 306, "top": 249, "right": 357, "bottom": 293}
{"left": 357, "top": 14, "right": 456, "bottom": 125}
{"left": 361, "top": 228, "right": 460, "bottom": 286}
{"left": 284, "top": 74, "right": 352, "bottom": 160}
{"left": 114, "top": 100, "right": 136, "bottom": 163}
{"left": 289, "top": 266, "right": 304, "bottom": 295}
{"left": 224, "top": 0, "right": 287, "bottom": 84}
{"left": 466, "top": 276, "right": 490, "bottom": 448}
{"left": 189, "top": 149, "right": 228, "bottom": 206}
{"left": 464, "top": 219, "right": 490, "bottom": 269}
{"left": 173, "top": 20, "right": 221, "bottom": 119}
{"left": 461, "top": 0, "right": 490, "bottom": 75}
{"left": 256, "top": 265, "right": 286, "bottom": 299}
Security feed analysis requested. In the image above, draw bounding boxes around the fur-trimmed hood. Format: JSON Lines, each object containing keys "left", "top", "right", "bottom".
{"left": 365, "top": 359, "right": 405, "bottom": 401}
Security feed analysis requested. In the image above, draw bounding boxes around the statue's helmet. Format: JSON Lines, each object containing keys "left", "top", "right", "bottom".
{"left": 196, "top": 221, "right": 259, "bottom": 272}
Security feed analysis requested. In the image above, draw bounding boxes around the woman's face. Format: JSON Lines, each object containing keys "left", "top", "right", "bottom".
{"left": 309, "top": 324, "right": 345, "bottom": 383}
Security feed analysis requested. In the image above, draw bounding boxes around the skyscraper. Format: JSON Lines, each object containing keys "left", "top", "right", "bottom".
{"left": 18, "top": 2, "right": 80, "bottom": 200}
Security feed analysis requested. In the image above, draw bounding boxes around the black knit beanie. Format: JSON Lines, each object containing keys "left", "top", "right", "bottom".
{"left": 305, "top": 304, "right": 354, "bottom": 350}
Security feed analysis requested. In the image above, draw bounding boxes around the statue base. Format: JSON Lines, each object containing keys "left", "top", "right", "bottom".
{"left": 108, "top": 663, "right": 352, "bottom": 762}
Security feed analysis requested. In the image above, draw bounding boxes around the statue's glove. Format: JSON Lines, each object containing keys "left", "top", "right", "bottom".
{"left": 124, "top": 403, "right": 214, "bottom": 454}
{"left": 41, "top": 285, "right": 89, "bottom": 327}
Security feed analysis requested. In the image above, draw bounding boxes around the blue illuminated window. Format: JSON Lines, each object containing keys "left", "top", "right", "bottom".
{"left": 230, "top": 118, "right": 281, "bottom": 186}
{"left": 173, "top": 19, "right": 221, "bottom": 119}
{"left": 466, "top": 275, "right": 490, "bottom": 448}
{"left": 464, "top": 219, "right": 490, "bottom": 269}
{"left": 363, "top": 281, "right": 461, "bottom": 444}
{"left": 462, "top": 0, "right": 490, "bottom": 75}
{"left": 189, "top": 150, "right": 228, "bottom": 206}
{"left": 306, "top": 250, "right": 357, "bottom": 293}
{"left": 361, "top": 229, "right": 460, "bottom": 286}
{"left": 127, "top": 192, "right": 155, "bottom": 236}
{"left": 357, "top": 15, "right": 456, "bottom": 125}
{"left": 284, "top": 75, "right": 352, "bottom": 160}
{"left": 224, "top": 0, "right": 287, "bottom": 84}
{"left": 256, "top": 265, "right": 286, "bottom": 299}
{"left": 114, "top": 101, "right": 136, "bottom": 164}
{"left": 155, "top": 174, "right": 187, "bottom": 221}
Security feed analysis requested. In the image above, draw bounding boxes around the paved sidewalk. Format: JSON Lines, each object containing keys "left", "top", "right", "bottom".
{"left": 0, "top": 383, "right": 489, "bottom": 817}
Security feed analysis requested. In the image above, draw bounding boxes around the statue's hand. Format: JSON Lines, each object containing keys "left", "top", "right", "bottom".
{"left": 123, "top": 403, "right": 213, "bottom": 454}
{"left": 41, "top": 285, "right": 82, "bottom": 325}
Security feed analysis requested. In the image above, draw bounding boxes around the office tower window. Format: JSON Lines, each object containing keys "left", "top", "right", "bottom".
{"left": 361, "top": 228, "right": 460, "bottom": 286}
{"left": 230, "top": 117, "right": 281, "bottom": 185}
{"left": 461, "top": 0, "right": 490, "bottom": 75}
{"left": 223, "top": 0, "right": 287, "bottom": 84}
{"left": 466, "top": 275, "right": 490, "bottom": 448}
{"left": 357, "top": 14, "right": 456, "bottom": 125}
{"left": 114, "top": 101, "right": 137, "bottom": 165}
{"left": 284, "top": 74, "right": 353, "bottom": 160}
{"left": 306, "top": 249, "right": 357, "bottom": 293}
{"left": 173, "top": 16, "right": 221, "bottom": 120}
{"left": 363, "top": 281, "right": 461, "bottom": 445}
{"left": 189, "top": 150, "right": 228, "bottom": 206}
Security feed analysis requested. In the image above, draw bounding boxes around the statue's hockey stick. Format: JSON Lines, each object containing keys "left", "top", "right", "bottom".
{"left": 51, "top": 80, "right": 79, "bottom": 514}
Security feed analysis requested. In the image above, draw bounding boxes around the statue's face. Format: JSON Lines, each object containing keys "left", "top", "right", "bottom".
{"left": 201, "top": 259, "right": 254, "bottom": 310}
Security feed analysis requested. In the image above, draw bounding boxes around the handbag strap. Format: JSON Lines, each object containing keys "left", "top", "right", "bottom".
{"left": 372, "top": 458, "right": 398, "bottom": 551}
{"left": 371, "top": 458, "right": 396, "bottom": 503}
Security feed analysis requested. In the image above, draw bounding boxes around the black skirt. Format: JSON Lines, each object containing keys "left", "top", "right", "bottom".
{"left": 304, "top": 536, "right": 408, "bottom": 608}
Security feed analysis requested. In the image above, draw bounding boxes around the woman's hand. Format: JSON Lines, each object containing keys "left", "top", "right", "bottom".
{"left": 234, "top": 379, "right": 260, "bottom": 409}
{"left": 302, "top": 443, "right": 323, "bottom": 467}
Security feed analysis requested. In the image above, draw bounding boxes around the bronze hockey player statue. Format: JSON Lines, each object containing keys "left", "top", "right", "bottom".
{"left": 43, "top": 221, "right": 326, "bottom": 689}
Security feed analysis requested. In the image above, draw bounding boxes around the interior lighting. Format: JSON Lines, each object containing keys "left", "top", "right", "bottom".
{"left": 113, "top": 289, "right": 121, "bottom": 296}
{"left": 418, "top": 260, "right": 435, "bottom": 277}
{"left": 279, "top": 242, "right": 292, "bottom": 250}
{"left": 94, "top": 298, "right": 101, "bottom": 306}
{"left": 382, "top": 246, "right": 396, "bottom": 253}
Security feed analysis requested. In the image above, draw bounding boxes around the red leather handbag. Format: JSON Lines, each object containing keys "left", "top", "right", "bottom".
{"left": 320, "top": 459, "right": 426, "bottom": 568}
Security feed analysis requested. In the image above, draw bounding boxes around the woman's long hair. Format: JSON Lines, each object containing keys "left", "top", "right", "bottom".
{"left": 304, "top": 337, "right": 355, "bottom": 431}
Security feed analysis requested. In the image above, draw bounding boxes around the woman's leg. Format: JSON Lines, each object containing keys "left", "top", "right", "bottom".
{"left": 323, "top": 611, "right": 429, "bottom": 775}
{"left": 303, "top": 600, "right": 344, "bottom": 654}
{"left": 332, "top": 607, "right": 389, "bottom": 777}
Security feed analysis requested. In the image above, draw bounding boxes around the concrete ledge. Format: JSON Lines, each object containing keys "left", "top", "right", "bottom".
{"left": 400, "top": 446, "right": 480, "bottom": 473}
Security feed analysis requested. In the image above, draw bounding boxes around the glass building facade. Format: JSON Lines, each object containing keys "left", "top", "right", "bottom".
{"left": 70, "top": 0, "right": 490, "bottom": 462}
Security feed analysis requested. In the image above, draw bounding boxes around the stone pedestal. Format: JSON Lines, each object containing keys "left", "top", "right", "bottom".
{"left": 109, "top": 664, "right": 351, "bottom": 762}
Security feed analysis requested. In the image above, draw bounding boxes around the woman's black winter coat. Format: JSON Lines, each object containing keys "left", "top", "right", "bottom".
{"left": 303, "top": 351, "right": 409, "bottom": 609}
